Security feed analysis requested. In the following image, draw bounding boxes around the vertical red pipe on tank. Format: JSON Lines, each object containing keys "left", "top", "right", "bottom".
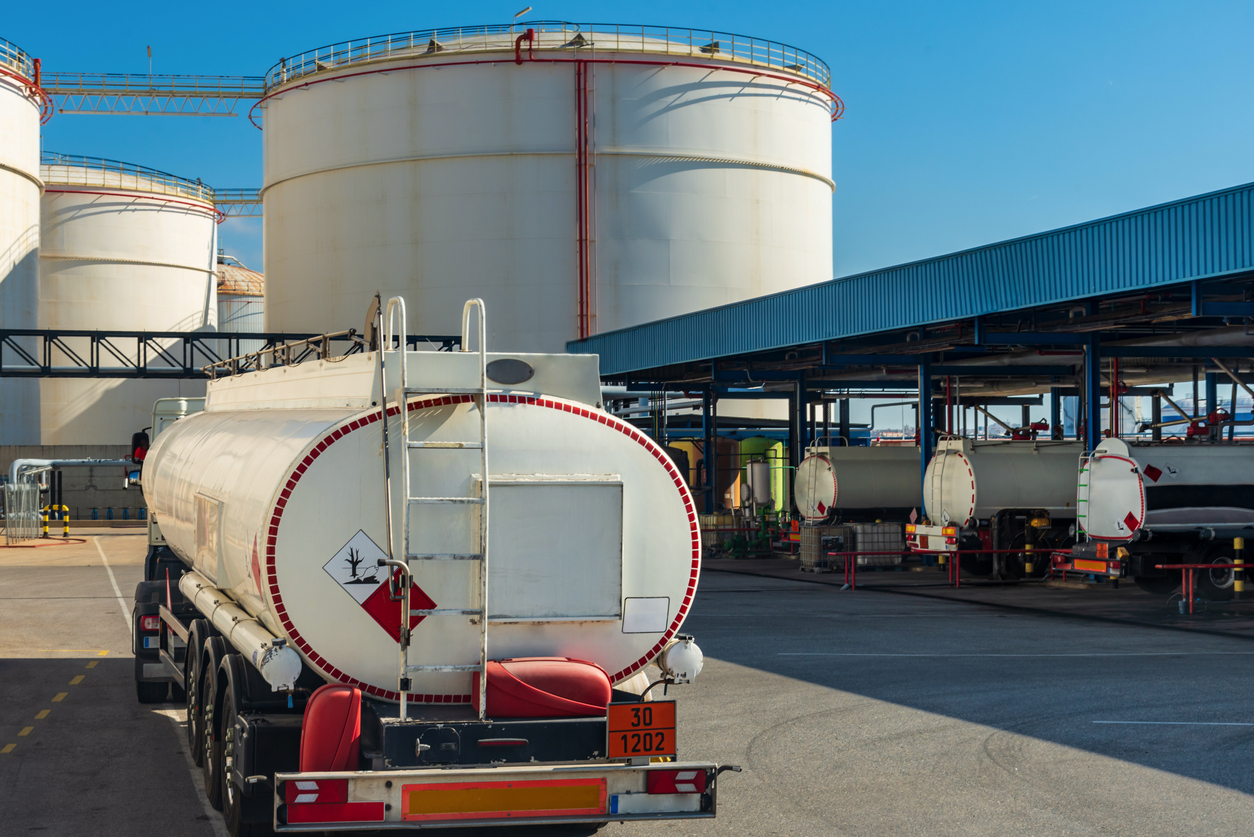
{"left": 574, "top": 60, "right": 592, "bottom": 339}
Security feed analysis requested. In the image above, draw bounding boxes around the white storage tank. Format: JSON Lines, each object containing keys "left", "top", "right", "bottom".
{"left": 216, "top": 252, "right": 264, "bottom": 355}
{"left": 259, "top": 22, "right": 837, "bottom": 351}
{"left": 923, "top": 437, "right": 1084, "bottom": 527}
{"left": 38, "top": 153, "right": 218, "bottom": 444}
{"left": 795, "top": 445, "right": 920, "bottom": 520}
{"left": 0, "top": 38, "right": 45, "bottom": 444}
{"left": 145, "top": 342, "right": 700, "bottom": 702}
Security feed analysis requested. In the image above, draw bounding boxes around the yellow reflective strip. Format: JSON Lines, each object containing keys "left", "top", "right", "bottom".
{"left": 406, "top": 783, "right": 602, "bottom": 817}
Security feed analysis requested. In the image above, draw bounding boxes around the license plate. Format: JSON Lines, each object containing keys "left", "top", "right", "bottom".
{"left": 607, "top": 701, "right": 676, "bottom": 759}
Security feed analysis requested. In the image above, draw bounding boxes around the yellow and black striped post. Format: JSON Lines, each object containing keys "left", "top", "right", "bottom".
{"left": 1024, "top": 543, "right": 1035, "bottom": 575}
{"left": 58, "top": 505, "right": 69, "bottom": 538}
{"left": 41, "top": 506, "right": 49, "bottom": 539}
{"left": 1236, "top": 537, "right": 1246, "bottom": 600}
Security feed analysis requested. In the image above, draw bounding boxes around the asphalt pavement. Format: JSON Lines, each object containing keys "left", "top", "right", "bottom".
{"left": 3, "top": 535, "right": 1252, "bottom": 836}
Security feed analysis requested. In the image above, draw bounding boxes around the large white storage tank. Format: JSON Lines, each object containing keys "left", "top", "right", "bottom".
{"left": 259, "top": 22, "right": 837, "bottom": 351}
{"left": 795, "top": 445, "right": 920, "bottom": 520}
{"left": 38, "top": 154, "right": 218, "bottom": 444}
{"left": 0, "top": 38, "right": 45, "bottom": 444}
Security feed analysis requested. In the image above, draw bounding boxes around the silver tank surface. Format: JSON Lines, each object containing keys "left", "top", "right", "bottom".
{"left": 795, "top": 446, "right": 919, "bottom": 520}
{"left": 923, "top": 437, "right": 1083, "bottom": 527}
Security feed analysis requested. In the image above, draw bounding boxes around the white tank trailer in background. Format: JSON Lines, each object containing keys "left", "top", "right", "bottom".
{"left": 1060, "top": 438, "right": 1254, "bottom": 598}
{"left": 130, "top": 299, "right": 733, "bottom": 835}
{"left": 908, "top": 437, "right": 1085, "bottom": 577}
{"left": 794, "top": 444, "right": 920, "bottom": 523}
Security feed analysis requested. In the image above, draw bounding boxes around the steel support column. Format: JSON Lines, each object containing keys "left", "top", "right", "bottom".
{"left": 918, "top": 357, "right": 933, "bottom": 509}
{"left": 839, "top": 398, "right": 850, "bottom": 445}
{"left": 1206, "top": 372, "right": 1219, "bottom": 418}
{"left": 702, "top": 390, "right": 715, "bottom": 514}
{"left": 1050, "top": 387, "right": 1061, "bottom": 439}
{"left": 1085, "top": 334, "right": 1102, "bottom": 451}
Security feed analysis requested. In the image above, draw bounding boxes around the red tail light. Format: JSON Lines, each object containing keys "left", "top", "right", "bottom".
{"left": 139, "top": 615, "right": 160, "bottom": 631}
{"left": 647, "top": 769, "right": 707, "bottom": 794}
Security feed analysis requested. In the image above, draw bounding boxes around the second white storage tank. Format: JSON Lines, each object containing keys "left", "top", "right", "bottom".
{"left": 38, "top": 154, "right": 218, "bottom": 444}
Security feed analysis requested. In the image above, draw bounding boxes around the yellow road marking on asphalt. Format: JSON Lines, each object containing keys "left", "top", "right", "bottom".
{"left": 52, "top": 692, "right": 67, "bottom": 702}
{"left": 1, "top": 744, "right": 14, "bottom": 754}
{"left": 69, "top": 675, "right": 84, "bottom": 685}
{"left": 35, "top": 710, "right": 49, "bottom": 720}
{"left": 38, "top": 650, "right": 109, "bottom": 655}
{"left": 86, "top": 661, "right": 98, "bottom": 669}
{"left": 18, "top": 727, "right": 33, "bottom": 737}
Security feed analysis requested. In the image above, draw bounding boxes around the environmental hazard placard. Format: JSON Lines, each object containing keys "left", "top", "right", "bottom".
{"left": 324, "top": 530, "right": 435, "bottom": 641}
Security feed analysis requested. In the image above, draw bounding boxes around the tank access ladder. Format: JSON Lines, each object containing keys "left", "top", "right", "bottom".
{"left": 376, "top": 297, "right": 490, "bottom": 721}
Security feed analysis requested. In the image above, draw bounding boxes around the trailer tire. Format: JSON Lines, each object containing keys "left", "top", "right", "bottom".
{"left": 136, "top": 681, "right": 168, "bottom": 703}
{"left": 222, "top": 674, "right": 274, "bottom": 837}
{"left": 187, "top": 620, "right": 213, "bottom": 767}
{"left": 1197, "top": 553, "right": 1235, "bottom": 602}
{"left": 202, "top": 639, "right": 228, "bottom": 811}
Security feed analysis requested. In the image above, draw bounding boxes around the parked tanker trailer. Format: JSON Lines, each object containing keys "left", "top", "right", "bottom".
{"left": 1057, "top": 437, "right": 1254, "bottom": 598}
{"left": 908, "top": 437, "right": 1083, "bottom": 577}
{"left": 794, "top": 444, "right": 920, "bottom": 523}
{"left": 131, "top": 299, "right": 733, "bottom": 835}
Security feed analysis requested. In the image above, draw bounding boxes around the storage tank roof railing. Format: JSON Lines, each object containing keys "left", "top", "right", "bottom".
{"left": 41, "top": 152, "right": 215, "bottom": 204}
{"left": 0, "top": 36, "right": 35, "bottom": 80}
{"left": 266, "top": 21, "right": 831, "bottom": 90}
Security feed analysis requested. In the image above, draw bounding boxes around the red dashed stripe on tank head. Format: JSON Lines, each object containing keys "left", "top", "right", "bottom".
{"left": 265, "top": 393, "right": 702, "bottom": 699}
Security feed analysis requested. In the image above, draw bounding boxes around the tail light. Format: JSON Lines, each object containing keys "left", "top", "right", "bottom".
{"left": 140, "top": 615, "right": 160, "bottom": 631}
{"left": 945, "top": 537, "right": 957, "bottom": 545}
{"left": 647, "top": 769, "right": 707, "bottom": 794}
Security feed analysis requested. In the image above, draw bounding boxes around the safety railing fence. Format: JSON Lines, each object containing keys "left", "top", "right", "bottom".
{"left": 41, "top": 152, "right": 215, "bottom": 203}
{"left": 0, "top": 36, "right": 34, "bottom": 79}
{"left": 267, "top": 21, "right": 831, "bottom": 89}
{"left": 42, "top": 72, "right": 266, "bottom": 97}
{"left": 214, "top": 188, "right": 263, "bottom": 217}
{"left": 3, "top": 483, "right": 43, "bottom": 545}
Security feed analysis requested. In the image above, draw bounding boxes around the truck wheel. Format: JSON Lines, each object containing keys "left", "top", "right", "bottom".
{"left": 222, "top": 683, "right": 273, "bottom": 837}
{"left": 136, "top": 681, "right": 168, "bottom": 703}
{"left": 202, "top": 663, "right": 226, "bottom": 811}
{"left": 1133, "top": 575, "right": 1181, "bottom": 596}
{"left": 1198, "top": 554, "right": 1235, "bottom": 602}
{"left": 186, "top": 620, "right": 213, "bottom": 766}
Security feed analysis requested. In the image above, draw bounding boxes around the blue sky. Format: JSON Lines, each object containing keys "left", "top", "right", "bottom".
{"left": 8, "top": 0, "right": 1253, "bottom": 277}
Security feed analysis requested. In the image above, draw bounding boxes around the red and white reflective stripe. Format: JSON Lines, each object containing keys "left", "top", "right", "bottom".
{"left": 285, "top": 778, "right": 347, "bottom": 804}
{"left": 647, "top": 769, "right": 707, "bottom": 794}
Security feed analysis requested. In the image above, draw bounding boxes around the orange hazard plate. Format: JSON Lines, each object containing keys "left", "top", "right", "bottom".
{"left": 1074, "top": 558, "right": 1108, "bottom": 573}
{"left": 607, "top": 701, "right": 677, "bottom": 759}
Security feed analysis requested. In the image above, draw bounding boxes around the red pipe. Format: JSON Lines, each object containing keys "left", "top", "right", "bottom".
{"left": 514, "top": 28, "right": 535, "bottom": 64}
{"left": 0, "top": 62, "right": 55, "bottom": 124}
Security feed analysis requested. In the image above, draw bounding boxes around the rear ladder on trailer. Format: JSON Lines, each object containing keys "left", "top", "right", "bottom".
{"left": 377, "top": 297, "right": 490, "bottom": 721}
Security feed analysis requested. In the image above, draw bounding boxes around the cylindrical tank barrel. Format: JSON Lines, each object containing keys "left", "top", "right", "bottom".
{"left": 260, "top": 24, "right": 835, "bottom": 351}
{"left": 795, "top": 446, "right": 920, "bottom": 521}
{"left": 1083, "top": 438, "right": 1254, "bottom": 540}
{"left": 37, "top": 154, "right": 218, "bottom": 444}
{"left": 923, "top": 438, "right": 1084, "bottom": 527}
{"left": 0, "top": 39, "right": 44, "bottom": 443}
{"left": 144, "top": 353, "right": 700, "bottom": 703}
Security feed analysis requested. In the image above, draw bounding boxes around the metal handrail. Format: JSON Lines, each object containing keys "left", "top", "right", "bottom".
{"left": 266, "top": 21, "right": 831, "bottom": 89}
{"left": 41, "top": 152, "right": 215, "bottom": 203}
{"left": 41, "top": 72, "right": 265, "bottom": 97}
{"left": 0, "top": 37, "right": 34, "bottom": 79}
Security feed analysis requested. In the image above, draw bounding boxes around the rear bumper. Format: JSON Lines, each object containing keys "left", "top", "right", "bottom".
{"left": 274, "top": 761, "right": 724, "bottom": 831}
{"left": 1052, "top": 542, "right": 1122, "bottom": 578}
{"left": 907, "top": 525, "right": 957, "bottom": 552}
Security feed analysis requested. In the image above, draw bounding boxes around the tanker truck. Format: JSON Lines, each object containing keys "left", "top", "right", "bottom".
{"left": 794, "top": 444, "right": 920, "bottom": 523}
{"left": 907, "top": 436, "right": 1083, "bottom": 577}
{"left": 1056, "top": 437, "right": 1254, "bottom": 598}
{"left": 131, "top": 299, "right": 733, "bottom": 835}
